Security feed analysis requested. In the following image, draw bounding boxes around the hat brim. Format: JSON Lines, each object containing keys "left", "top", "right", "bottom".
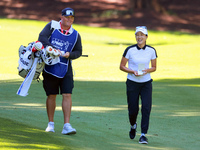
{"left": 135, "top": 28, "right": 148, "bottom": 35}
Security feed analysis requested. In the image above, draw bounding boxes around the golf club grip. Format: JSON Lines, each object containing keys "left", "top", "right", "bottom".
{"left": 81, "top": 55, "right": 88, "bottom": 57}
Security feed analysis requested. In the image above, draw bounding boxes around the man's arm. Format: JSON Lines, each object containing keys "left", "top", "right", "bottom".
{"left": 68, "top": 33, "right": 82, "bottom": 59}
{"left": 38, "top": 22, "right": 54, "bottom": 48}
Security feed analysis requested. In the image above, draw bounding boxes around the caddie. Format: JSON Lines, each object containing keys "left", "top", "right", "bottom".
{"left": 38, "top": 7, "right": 82, "bottom": 135}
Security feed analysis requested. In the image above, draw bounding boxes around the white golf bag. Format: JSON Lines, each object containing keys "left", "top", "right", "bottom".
{"left": 18, "top": 43, "right": 45, "bottom": 80}
{"left": 17, "top": 41, "right": 62, "bottom": 96}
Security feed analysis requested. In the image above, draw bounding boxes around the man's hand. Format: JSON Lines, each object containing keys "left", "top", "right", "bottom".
{"left": 62, "top": 52, "right": 70, "bottom": 58}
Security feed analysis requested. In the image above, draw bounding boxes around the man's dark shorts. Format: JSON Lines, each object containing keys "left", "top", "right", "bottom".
{"left": 42, "top": 71, "right": 74, "bottom": 96}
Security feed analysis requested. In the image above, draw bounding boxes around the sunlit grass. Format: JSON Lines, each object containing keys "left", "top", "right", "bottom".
{"left": 1, "top": 19, "right": 200, "bottom": 81}
{"left": 168, "top": 111, "right": 200, "bottom": 117}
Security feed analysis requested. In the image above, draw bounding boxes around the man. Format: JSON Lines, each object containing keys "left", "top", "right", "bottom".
{"left": 38, "top": 7, "right": 82, "bottom": 135}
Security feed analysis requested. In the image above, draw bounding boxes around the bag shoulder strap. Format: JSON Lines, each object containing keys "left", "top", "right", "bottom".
{"left": 50, "top": 20, "right": 60, "bottom": 34}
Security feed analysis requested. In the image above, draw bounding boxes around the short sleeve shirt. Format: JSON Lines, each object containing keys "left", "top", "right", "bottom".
{"left": 123, "top": 44, "right": 157, "bottom": 83}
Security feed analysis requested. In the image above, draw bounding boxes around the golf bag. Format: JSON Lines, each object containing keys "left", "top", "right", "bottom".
{"left": 17, "top": 42, "right": 44, "bottom": 80}
{"left": 17, "top": 41, "right": 62, "bottom": 96}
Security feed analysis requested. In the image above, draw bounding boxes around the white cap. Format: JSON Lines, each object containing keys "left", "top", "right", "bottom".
{"left": 135, "top": 26, "right": 148, "bottom": 35}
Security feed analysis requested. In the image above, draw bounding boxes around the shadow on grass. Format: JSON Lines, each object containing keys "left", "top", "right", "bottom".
{"left": 0, "top": 78, "right": 199, "bottom": 150}
{"left": 0, "top": 117, "right": 70, "bottom": 150}
{"left": 106, "top": 41, "right": 170, "bottom": 47}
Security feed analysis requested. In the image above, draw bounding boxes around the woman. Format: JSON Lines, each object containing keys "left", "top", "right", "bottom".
{"left": 120, "top": 26, "right": 157, "bottom": 144}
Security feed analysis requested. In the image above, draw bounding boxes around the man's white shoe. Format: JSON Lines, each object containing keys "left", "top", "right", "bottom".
{"left": 45, "top": 122, "right": 55, "bottom": 132}
{"left": 61, "top": 123, "right": 76, "bottom": 135}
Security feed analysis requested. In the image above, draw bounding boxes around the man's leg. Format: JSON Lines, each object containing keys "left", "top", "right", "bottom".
{"left": 46, "top": 94, "right": 57, "bottom": 122}
{"left": 62, "top": 93, "right": 72, "bottom": 123}
{"left": 61, "top": 93, "right": 76, "bottom": 135}
{"left": 45, "top": 94, "right": 57, "bottom": 132}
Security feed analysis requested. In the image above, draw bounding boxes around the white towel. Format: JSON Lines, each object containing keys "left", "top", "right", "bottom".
{"left": 16, "top": 46, "right": 61, "bottom": 97}
{"left": 17, "top": 58, "right": 39, "bottom": 96}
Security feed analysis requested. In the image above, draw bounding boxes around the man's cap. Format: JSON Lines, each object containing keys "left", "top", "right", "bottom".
{"left": 62, "top": 8, "right": 75, "bottom": 17}
{"left": 135, "top": 26, "right": 148, "bottom": 35}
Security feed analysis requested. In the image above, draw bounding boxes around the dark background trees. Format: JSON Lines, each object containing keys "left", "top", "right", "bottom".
{"left": 129, "top": 0, "right": 165, "bottom": 13}
{"left": 0, "top": 0, "right": 199, "bottom": 33}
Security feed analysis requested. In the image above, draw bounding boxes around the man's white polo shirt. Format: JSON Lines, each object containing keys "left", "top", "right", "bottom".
{"left": 123, "top": 44, "right": 157, "bottom": 83}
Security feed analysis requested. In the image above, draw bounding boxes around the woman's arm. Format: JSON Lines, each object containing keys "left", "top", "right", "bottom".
{"left": 120, "top": 57, "right": 138, "bottom": 76}
{"left": 143, "top": 58, "right": 157, "bottom": 74}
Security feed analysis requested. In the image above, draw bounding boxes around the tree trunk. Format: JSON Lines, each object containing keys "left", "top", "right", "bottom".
{"left": 129, "top": 0, "right": 165, "bottom": 13}
{"left": 137, "top": 0, "right": 142, "bottom": 9}
{"left": 152, "top": 0, "right": 163, "bottom": 12}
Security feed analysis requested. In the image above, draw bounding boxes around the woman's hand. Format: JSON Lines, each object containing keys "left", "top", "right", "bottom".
{"left": 134, "top": 69, "right": 147, "bottom": 76}
{"left": 133, "top": 70, "right": 140, "bottom": 76}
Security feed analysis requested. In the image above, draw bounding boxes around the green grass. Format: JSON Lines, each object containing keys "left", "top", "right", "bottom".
{"left": 0, "top": 19, "right": 200, "bottom": 150}
{"left": 1, "top": 18, "right": 200, "bottom": 80}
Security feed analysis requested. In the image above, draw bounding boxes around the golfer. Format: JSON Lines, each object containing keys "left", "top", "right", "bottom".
{"left": 120, "top": 26, "right": 157, "bottom": 144}
{"left": 38, "top": 7, "right": 82, "bottom": 135}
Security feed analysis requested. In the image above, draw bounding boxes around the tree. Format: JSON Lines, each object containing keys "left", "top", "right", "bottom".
{"left": 129, "top": 0, "right": 165, "bottom": 13}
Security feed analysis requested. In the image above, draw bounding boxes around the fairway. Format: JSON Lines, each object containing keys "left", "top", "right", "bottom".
{"left": 0, "top": 19, "right": 200, "bottom": 150}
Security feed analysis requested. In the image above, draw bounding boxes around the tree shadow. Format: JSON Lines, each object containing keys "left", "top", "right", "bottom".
{"left": 0, "top": 78, "right": 199, "bottom": 149}
{"left": 106, "top": 41, "right": 170, "bottom": 46}
{"left": 0, "top": 117, "right": 70, "bottom": 150}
